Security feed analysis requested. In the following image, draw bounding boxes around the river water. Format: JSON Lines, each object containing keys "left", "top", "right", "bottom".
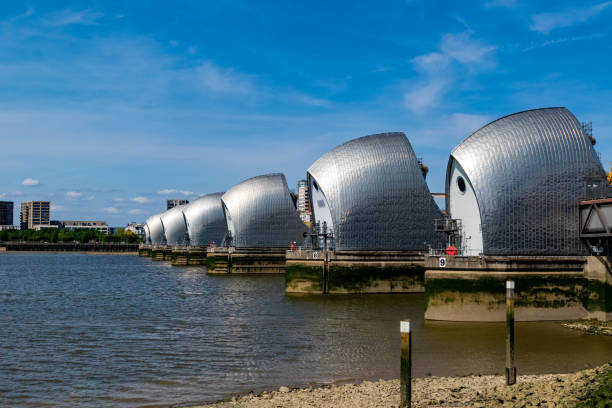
{"left": 1, "top": 253, "right": 610, "bottom": 407}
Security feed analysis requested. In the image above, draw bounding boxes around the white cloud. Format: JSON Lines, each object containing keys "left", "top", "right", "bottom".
{"left": 66, "top": 191, "right": 83, "bottom": 198}
{"left": 524, "top": 33, "right": 607, "bottom": 51}
{"left": 288, "top": 92, "right": 331, "bottom": 108}
{"left": 10, "top": 7, "right": 34, "bottom": 21}
{"left": 103, "top": 207, "right": 119, "bottom": 213}
{"left": 169, "top": 40, "right": 179, "bottom": 47}
{"left": 410, "top": 52, "right": 451, "bottom": 74}
{"left": 130, "top": 196, "right": 149, "bottom": 203}
{"left": 22, "top": 178, "right": 40, "bottom": 186}
{"left": 51, "top": 204, "right": 66, "bottom": 211}
{"left": 406, "top": 31, "right": 496, "bottom": 113}
{"left": 157, "top": 189, "right": 194, "bottom": 196}
{"left": 45, "top": 8, "right": 104, "bottom": 26}
{"left": 410, "top": 31, "right": 496, "bottom": 78}
{"left": 404, "top": 80, "right": 447, "bottom": 113}
{"left": 197, "top": 61, "right": 256, "bottom": 94}
{"left": 531, "top": 2, "right": 612, "bottom": 34}
{"left": 158, "top": 189, "right": 178, "bottom": 195}
{"left": 439, "top": 32, "right": 497, "bottom": 65}
{"left": 0, "top": 193, "right": 5, "bottom": 199}
{"left": 128, "top": 209, "right": 145, "bottom": 215}
{"left": 412, "top": 112, "right": 492, "bottom": 146}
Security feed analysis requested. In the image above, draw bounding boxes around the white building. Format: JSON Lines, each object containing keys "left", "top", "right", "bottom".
{"left": 125, "top": 222, "right": 145, "bottom": 239}
{"left": 55, "top": 220, "right": 109, "bottom": 234}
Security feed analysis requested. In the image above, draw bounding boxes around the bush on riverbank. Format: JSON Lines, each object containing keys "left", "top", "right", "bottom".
{"left": 0, "top": 228, "right": 140, "bottom": 243}
{"left": 575, "top": 363, "right": 612, "bottom": 407}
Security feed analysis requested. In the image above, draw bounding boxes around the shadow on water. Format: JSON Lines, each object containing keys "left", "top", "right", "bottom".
{"left": 1, "top": 253, "right": 611, "bottom": 407}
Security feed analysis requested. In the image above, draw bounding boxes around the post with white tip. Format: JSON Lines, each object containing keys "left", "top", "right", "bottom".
{"left": 400, "top": 320, "right": 411, "bottom": 407}
{"left": 506, "top": 280, "right": 516, "bottom": 385}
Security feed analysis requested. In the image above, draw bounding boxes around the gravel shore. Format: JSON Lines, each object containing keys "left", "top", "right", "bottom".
{"left": 189, "top": 362, "right": 611, "bottom": 408}
{"left": 562, "top": 319, "right": 612, "bottom": 336}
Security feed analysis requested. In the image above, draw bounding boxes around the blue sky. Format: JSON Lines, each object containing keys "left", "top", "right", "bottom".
{"left": 1, "top": 0, "right": 612, "bottom": 226}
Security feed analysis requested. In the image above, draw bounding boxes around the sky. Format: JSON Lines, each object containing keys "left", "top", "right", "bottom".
{"left": 1, "top": 0, "right": 612, "bottom": 226}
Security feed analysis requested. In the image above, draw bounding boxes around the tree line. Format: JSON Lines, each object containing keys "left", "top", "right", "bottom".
{"left": 0, "top": 228, "right": 141, "bottom": 243}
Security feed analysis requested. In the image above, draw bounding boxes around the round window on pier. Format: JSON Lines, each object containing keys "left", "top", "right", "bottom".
{"left": 457, "top": 176, "right": 466, "bottom": 193}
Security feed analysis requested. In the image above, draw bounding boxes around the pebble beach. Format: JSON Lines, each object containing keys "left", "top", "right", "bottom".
{"left": 190, "top": 362, "right": 611, "bottom": 408}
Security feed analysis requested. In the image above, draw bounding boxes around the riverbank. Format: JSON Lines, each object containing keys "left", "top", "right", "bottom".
{"left": 190, "top": 362, "right": 611, "bottom": 408}
{"left": 0, "top": 242, "right": 138, "bottom": 253}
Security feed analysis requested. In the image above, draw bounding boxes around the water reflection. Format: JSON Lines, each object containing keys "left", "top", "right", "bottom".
{"left": 0, "top": 253, "right": 610, "bottom": 407}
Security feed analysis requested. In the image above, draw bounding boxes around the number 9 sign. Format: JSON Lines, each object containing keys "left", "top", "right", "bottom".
{"left": 439, "top": 257, "right": 447, "bottom": 268}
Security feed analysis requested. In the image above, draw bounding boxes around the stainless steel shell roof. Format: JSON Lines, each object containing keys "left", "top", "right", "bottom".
{"left": 448, "top": 107, "right": 609, "bottom": 256}
{"left": 221, "top": 173, "right": 307, "bottom": 248}
{"left": 182, "top": 193, "right": 228, "bottom": 246}
{"left": 308, "top": 132, "right": 444, "bottom": 251}
{"left": 145, "top": 213, "right": 165, "bottom": 246}
{"left": 160, "top": 205, "right": 188, "bottom": 246}
{"left": 143, "top": 224, "right": 151, "bottom": 244}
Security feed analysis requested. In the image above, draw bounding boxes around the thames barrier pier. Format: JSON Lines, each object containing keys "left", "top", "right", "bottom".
{"left": 206, "top": 247, "right": 287, "bottom": 274}
{"left": 286, "top": 250, "right": 425, "bottom": 294}
{"left": 170, "top": 247, "right": 207, "bottom": 266}
{"left": 138, "top": 245, "right": 151, "bottom": 257}
{"left": 206, "top": 173, "right": 307, "bottom": 274}
{"left": 284, "top": 132, "right": 443, "bottom": 294}
{"left": 138, "top": 107, "right": 611, "bottom": 321}
{"left": 424, "top": 255, "right": 611, "bottom": 321}
{"left": 425, "top": 108, "right": 612, "bottom": 321}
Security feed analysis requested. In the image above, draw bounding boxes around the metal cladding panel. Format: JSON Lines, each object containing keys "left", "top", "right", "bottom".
{"left": 182, "top": 193, "right": 228, "bottom": 246}
{"left": 449, "top": 107, "right": 610, "bottom": 256}
{"left": 308, "top": 132, "right": 444, "bottom": 251}
{"left": 145, "top": 213, "right": 165, "bottom": 245}
{"left": 160, "top": 205, "right": 188, "bottom": 246}
{"left": 144, "top": 224, "right": 151, "bottom": 244}
{"left": 221, "top": 173, "right": 308, "bottom": 248}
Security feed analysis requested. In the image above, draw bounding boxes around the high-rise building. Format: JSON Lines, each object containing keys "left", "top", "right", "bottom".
{"left": 166, "top": 199, "right": 189, "bottom": 210}
{"left": 296, "top": 179, "right": 311, "bottom": 223}
{"left": 0, "top": 201, "right": 14, "bottom": 226}
{"left": 20, "top": 201, "right": 51, "bottom": 230}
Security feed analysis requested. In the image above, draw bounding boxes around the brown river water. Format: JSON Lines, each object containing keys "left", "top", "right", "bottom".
{"left": 1, "top": 253, "right": 610, "bottom": 407}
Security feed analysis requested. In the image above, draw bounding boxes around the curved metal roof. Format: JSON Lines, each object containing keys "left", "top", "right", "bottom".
{"left": 160, "top": 205, "right": 188, "bottom": 246}
{"left": 448, "top": 107, "right": 609, "bottom": 255}
{"left": 182, "top": 193, "right": 228, "bottom": 246}
{"left": 145, "top": 213, "right": 165, "bottom": 246}
{"left": 308, "top": 132, "right": 444, "bottom": 251}
{"left": 221, "top": 173, "right": 307, "bottom": 248}
{"left": 143, "top": 224, "right": 151, "bottom": 244}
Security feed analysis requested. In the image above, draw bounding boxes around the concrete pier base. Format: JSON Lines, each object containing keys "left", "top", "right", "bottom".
{"left": 151, "top": 247, "right": 172, "bottom": 261}
{"left": 170, "top": 248, "right": 207, "bottom": 266}
{"left": 285, "top": 250, "right": 425, "bottom": 294}
{"left": 206, "top": 247, "right": 286, "bottom": 274}
{"left": 424, "top": 255, "right": 611, "bottom": 322}
{"left": 138, "top": 246, "right": 152, "bottom": 257}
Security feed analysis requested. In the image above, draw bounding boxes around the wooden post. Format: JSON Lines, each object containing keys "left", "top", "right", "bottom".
{"left": 400, "top": 320, "right": 411, "bottom": 407}
{"left": 506, "top": 280, "right": 516, "bottom": 385}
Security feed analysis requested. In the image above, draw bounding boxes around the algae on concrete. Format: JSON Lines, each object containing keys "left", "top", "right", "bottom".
{"left": 327, "top": 264, "right": 424, "bottom": 293}
{"left": 285, "top": 264, "right": 325, "bottom": 293}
